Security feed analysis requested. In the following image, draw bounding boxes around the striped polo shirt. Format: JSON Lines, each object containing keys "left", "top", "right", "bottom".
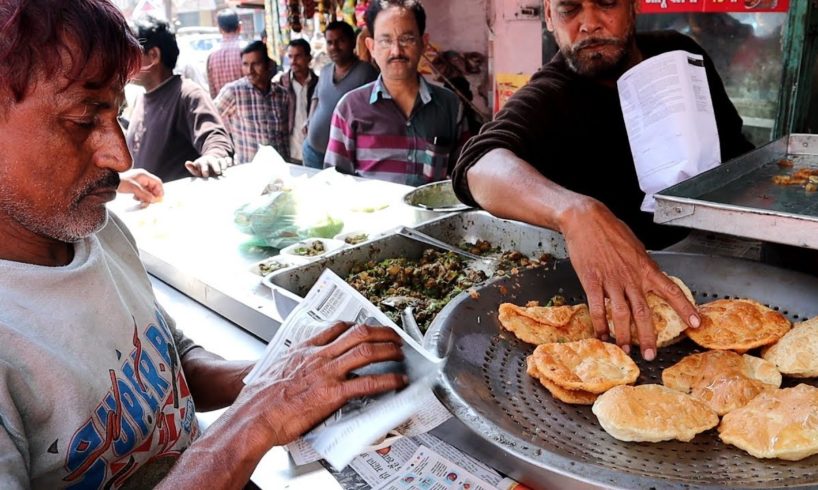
{"left": 324, "top": 76, "right": 464, "bottom": 186}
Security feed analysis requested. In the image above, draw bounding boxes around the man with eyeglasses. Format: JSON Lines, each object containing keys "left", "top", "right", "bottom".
{"left": 324, "top": 0, "right": 465, "bottom": 186}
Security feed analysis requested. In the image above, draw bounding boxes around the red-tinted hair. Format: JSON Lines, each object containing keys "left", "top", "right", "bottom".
{"left": 0, "top": 0, "right": 142, "bottom": 103}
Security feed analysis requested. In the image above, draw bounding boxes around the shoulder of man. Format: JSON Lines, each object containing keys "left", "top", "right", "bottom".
{"left": 179, "top": 76, "right": 213, "bottom": 99}
{"left": 337, "top": 81, "right": 376, "bottom": 110}
{"left": 272, "top": 71, "right": 287, "bottom": 85}
{"left": 358, "top": 60, "right": 379, "bottom": 79}
{"left": 320, "top": 63, "right": 335, "bottom": 78}
{"left": 428, "top": 82, "right": 459, "bottom": 106}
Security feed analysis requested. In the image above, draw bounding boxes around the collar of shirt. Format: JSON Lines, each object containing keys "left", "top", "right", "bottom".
{"left": 289, "top": 70, "right": 312, "bottom": 88}
{"left": 221, "top": 34, "right": 242, "bottom": 45}
{"left": 145, "top": 74, "right": 180, "bottom": 96}
{"left": 369, "top": 75, "right": 432, "bottom": 106}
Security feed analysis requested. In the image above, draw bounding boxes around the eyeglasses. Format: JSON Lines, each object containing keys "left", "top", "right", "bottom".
{"left": 375, "top": 35, "right": 419, "bottom": 49}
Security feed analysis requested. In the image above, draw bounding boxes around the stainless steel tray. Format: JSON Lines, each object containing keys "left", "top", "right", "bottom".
{"left": 425, "top": 252, "right": 818, "bottom": 489}
{"left": 264, "top": 211, "right": 567, "bottom": 298}
{"left": 654, "top": 133, "right": 818, "bottom": 249}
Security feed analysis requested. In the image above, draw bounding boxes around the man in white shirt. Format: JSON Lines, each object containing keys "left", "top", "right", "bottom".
{"left": 275, "top": 38, "right": 319, "bottom": 164}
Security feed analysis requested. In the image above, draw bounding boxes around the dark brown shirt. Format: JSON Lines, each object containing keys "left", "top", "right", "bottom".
{"left": 127, "top": 75, "right": 233, "bottom": 181}
{"left": 453, "top": 31, "right": 754, "bottom": 250}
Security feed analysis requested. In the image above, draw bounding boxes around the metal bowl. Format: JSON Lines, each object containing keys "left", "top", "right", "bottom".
{"left": 402, "top": 180, "right": 471, "bottom": 212}
{"left": 426, "top": 252, "right": 818, "bottom": 489}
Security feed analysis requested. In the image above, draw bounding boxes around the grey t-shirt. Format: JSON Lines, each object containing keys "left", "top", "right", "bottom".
{"left": 0, "top": 214, "right": 199, "bottom": 489}
{"left": 306, "top": 59, "right": 378, "bottom": 153}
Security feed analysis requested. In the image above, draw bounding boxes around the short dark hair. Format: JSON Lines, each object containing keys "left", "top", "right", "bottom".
{"left": 241, "top": 40, "right": 271, "bottom": 63}
{"left": 132, "top": 16, "right": 180, "bottom": 70}
{"left": 0, "top": 0, "right": 141, "bottom": 105}
{"left": 288, "top": 38, "right": 311, "bottom": 57}
{"left": 325, "top": 21, "right": 356, "bottom": 41}
{"left": 217, "top": 9, "right": 240, "bottom": 33}
{"left": 365, "top": 0, "right": 426, "bottom": 36}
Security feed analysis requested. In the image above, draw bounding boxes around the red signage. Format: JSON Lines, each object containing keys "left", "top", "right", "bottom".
{"left": 640, "top": 0, "right": 789, "bottom": 13}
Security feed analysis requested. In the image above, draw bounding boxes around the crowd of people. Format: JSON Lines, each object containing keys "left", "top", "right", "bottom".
{"left": 0, "top": 0, "right": 765, "bottom": 487}
{"left": 124, "top": 3, "right": 466, "bottom": 188}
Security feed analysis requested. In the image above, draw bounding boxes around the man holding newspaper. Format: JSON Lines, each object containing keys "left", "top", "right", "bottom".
{"left": 0, "top": 1, "right": 406, "bottom": 488}
{"left": 452, "top": 0, "right": 754, "bottom": 362}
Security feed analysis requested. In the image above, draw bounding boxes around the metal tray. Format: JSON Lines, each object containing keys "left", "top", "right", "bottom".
{"left": 264, "top": 211, "right": 567, "bottom": 298}
{"left": 654, "top": 133, "right": 818, "bottom": 249}
{"left": 425, "top": 252, "right": 818, "bottom": 489}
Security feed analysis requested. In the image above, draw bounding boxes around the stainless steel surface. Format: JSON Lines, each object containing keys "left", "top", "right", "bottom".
{"left": 109, "top": 162, "right": 440, "bottom": 342}
{"left": 655, "top": 133, "right": 818, "bottom": 249}
{"left": 265, "top": 211, "right": 567, "bottom": 299}
{"left": 402, "top": 180, "right": 472, "bottom": 212}
{"left": 425, "top": 253, "right": 818, "bottom": 489}
{"left": 401, "top": 307, "right": 424, "bottom": 343}
{"left": 415, "top": 211, "right": 568, "bottom": 260}
{"left": 397, "top": 226, "right": 489, "bottom": 261}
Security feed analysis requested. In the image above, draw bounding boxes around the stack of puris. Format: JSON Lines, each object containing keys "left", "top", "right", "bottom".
{"left": 662, "top": 350, "right": 781, "bottom": 416}
{"left": 499, "top": 302, "right": 595, "bottom": 345}
{"left": 526, "top": 338, "right": 639, "bottom": 405}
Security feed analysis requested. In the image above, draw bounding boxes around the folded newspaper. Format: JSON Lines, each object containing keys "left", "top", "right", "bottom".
{"left": 244, "top": 269, "right": 452, "bottom": 469}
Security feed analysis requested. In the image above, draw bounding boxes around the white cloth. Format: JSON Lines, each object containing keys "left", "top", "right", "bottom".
{"left": 0, "top": 214, "right": 198, "bottom": 489}
{"left": 290, "top": 74, "right": 310, "bottom": 161}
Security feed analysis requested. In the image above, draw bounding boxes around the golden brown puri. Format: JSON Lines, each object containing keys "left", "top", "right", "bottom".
{"left": 687, "top": 299, "right": 790, "bottom": 351}
{"left": 719, "top": 384, "right": 818, "bottom": 461}
{"left": 593, "top": 384, "right": 719, "bottom": 442}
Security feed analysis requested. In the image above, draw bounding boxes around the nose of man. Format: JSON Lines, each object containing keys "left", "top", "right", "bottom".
{"left": 94, "top": 121, "right": 133, "bottom": 173}
{"left": 578, "top": 7, "right": 605, "bottom": 34}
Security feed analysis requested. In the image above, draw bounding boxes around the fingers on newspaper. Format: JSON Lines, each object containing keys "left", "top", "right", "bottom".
{"left": 244, "top": 269, "right": 451, "bottom": 469}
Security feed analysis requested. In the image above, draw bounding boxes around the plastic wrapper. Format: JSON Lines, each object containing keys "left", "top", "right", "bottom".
{"left": 233, "top": 175, "right": 346, "bottom": 248}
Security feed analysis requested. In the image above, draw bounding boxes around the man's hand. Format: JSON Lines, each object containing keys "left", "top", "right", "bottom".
{"left": 185, "top": 154, "right": 233, "bottom": 178}
{"left": 238, "top": 321, "right": 407, "bottom": 446}
{"left": 118, "top": 168, "right": 164, "bottom": 205}
{"left": 559, "top": 198, "right": 700, "bottom": 361}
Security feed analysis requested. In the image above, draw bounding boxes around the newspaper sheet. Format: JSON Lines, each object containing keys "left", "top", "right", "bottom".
{"left": 372, "top": 445, "right": 502, "bottom": 490}
{"left": 351, "top": 432, "right": 524, "bottom": 490}
{"left": 618, "top": 50, "right": 721, "bottom": 212}
{"left": 244, "top": 269, "right": 451, "bottom": 469}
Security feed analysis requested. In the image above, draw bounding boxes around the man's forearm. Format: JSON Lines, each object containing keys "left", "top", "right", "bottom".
{"left": 181, "top": 347, "right": 253, "bottom": 412}
{"left": 155, "top": 400, "right": 275, "bottom": 490}
{"left": 466, "top": 148, "right": 593, "bottom": 232}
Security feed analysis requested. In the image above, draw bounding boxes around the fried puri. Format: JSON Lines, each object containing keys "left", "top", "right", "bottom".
{"left": 719, "top": 384, "right": 818, "bottom": 460}
{"left": 662, "top": 350, "right": 781, "bottom": 415}
{"left": 606, "top": 275, "right": 696, "bottom": 347}
{"left": 687, "top": 299, "right": 791, "bottom": 352}
{"left": 526, "top": 356, "right": 598, "bottom": 405}
{"left": 593, "top": 384, "right": 719, "bottom": 443}
{"left": 762, "top": 316, "right": 818, "bottom": 378}
{"left": 528, "top": 338, "right": 639, "bottom": 394}
{"left": 499, "top": 303, "right": 595, "bottom": 345}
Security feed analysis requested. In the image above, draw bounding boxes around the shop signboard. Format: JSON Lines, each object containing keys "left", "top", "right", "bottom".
{"left": 494, "top": 73, "right": 531, "bottom": 113}
{"left": 640, "top": 0, "right": 788, "bottom": 13}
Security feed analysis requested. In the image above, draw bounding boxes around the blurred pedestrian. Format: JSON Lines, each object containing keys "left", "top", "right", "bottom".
{"left": 274, "top": 39, "right": 319, "bottom": 163}
{"left": 127, "top": 16, "right": 234, "bottom": 180}
{"left": 207, "top": 8, "right": 244, "bottom": 98}
{"left": 215, "top": 41, "right": 290, "bottom": 163}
